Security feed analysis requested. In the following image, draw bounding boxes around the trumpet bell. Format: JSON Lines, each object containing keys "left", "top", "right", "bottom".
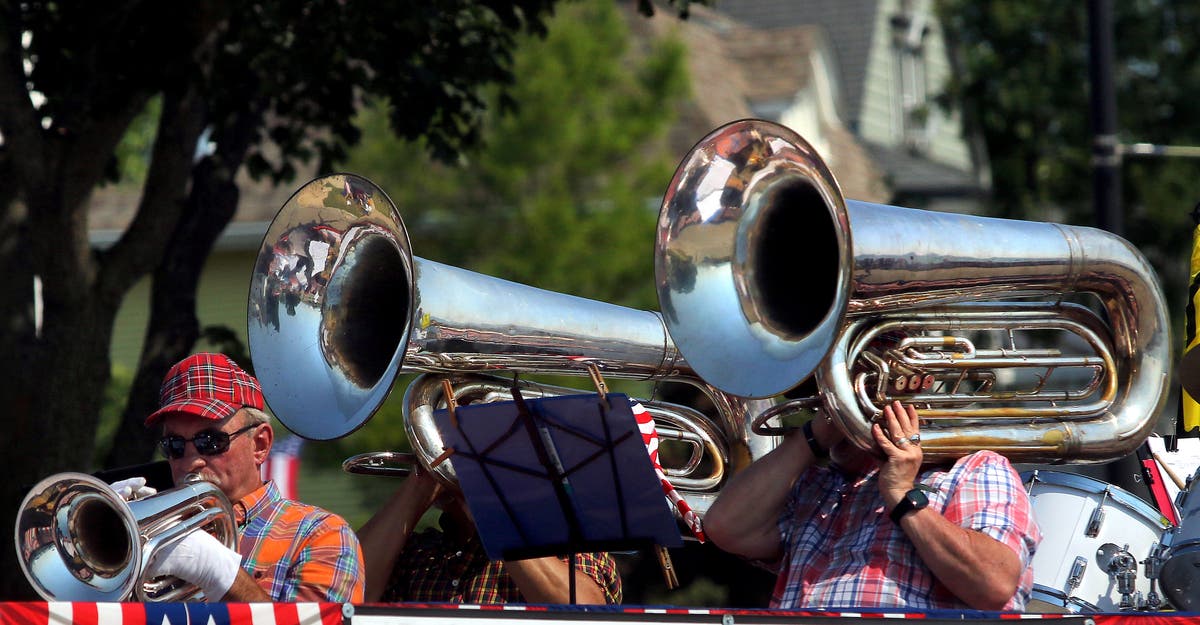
{"left": 15, "top": 473, "right": 141, "bottom": 601}
{"left": 15, "top": 472, "right": 237, "bottom": 601}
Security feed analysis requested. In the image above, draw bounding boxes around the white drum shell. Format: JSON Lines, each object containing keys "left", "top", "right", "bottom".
{"left": 1023, "top": 470, "right": 1172, "bottom": 612}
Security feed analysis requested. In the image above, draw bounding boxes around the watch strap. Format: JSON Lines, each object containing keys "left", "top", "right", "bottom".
{"left": 889, "top": 486, "right": 932, "bottom": 525}
{"left": 801, "top": 420, "right": 828, "bottom": 460}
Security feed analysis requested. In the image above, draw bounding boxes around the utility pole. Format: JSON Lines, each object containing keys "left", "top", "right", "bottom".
{"left": 1088, "top": 0, "right": 1122, "bottom": 236}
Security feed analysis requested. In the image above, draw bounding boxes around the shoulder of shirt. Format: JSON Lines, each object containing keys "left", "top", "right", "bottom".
{"left": 269, "top": 496, "right": 356, "bottom": 532}
{"left": 950, "top": 449, "right": 1012, "bottom": 472}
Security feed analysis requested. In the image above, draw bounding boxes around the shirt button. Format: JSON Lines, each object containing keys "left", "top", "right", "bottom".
{"left": 451, "top": 580, "right": 460, "bottom": 587}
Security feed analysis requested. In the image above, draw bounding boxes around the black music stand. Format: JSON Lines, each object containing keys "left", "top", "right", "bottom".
{"left": 432, "top": 385, "right": 682, "bottom": 602}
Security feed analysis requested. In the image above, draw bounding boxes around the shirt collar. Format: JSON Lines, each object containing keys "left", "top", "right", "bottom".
{"left": 234, "top": 480, "right": 278, "bottom": 527}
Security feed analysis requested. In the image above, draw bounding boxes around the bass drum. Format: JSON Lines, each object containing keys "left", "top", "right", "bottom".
{"left": 1161, "top": 468, "right": 1200, "bottom": 609}
{"left": 1022, "top": 470, "right": 1173, "bottom": 612}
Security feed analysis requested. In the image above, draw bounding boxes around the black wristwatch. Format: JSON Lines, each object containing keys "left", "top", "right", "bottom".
{"left": 888, "top": 487, "right": 930, "bottom": 525}
{"left": 801, "top": 420, "right": 828, "bottom": 459}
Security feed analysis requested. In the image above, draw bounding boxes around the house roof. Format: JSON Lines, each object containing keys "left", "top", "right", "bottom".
{"left": 633, "top": 3, "right": 890, "bottom": 203}
{"left": 864, "top": 140, "right": 985, "bottom": 198}
{"left": 716, "top": 0, "right": 878, "bottom": 129}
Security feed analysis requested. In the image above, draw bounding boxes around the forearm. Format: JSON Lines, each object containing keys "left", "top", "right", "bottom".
{"left": 358, "top": 482, "right": 436, "bottom": 601}
{"left": 504, "top": 556, "right": 607, "bottom": 604}
{"left": 703, "top": 434, "right": 812, "bottom": 559}
{"left": 216, "top": 569, "right": 273, "bottom": 602}
{"left": 896, "top": 508, "right": 1021, "bottom": 610}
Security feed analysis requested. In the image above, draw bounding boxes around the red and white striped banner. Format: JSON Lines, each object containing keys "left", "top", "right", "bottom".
{"left": 0, "top": 602, "right": 342, "bottom": 625}
{"left": 632, "top": 401, "right": 706, "bottom": 542}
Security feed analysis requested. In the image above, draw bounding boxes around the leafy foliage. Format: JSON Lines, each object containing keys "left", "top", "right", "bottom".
{"left": 938, "top": 0, "right": 1200, "bottom": 313}
{"left": 337, "top": 0, "right": 691, "bottom": 457}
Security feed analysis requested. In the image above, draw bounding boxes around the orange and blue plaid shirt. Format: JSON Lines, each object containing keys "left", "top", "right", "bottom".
{"left": 772, "top": 450, "right": 1041, "bottom": 610}
{"left": 381, "top": 524, "right": 621, "bottom": 604}
{"left": 235, "top": 481, "right": 365, "bottom": 602}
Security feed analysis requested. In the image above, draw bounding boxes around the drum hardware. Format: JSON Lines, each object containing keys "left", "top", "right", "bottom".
{"left": 1097, "top": 543, "right": 1139, "bottom": 609}
{"left": 1023, "top": 470, "right": 1174, "bottom": 612}
{"left": 1142, "top": 541, "right": 1168, "bottom": 610}
{"left": 1086, "top": 493, "right": 1109, "bottom": 537}
{"left": 1067, "top": 556, "right": 1087, "bottom": 593}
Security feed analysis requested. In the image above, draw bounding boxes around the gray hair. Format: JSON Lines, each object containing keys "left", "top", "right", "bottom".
{"left": 240, "top": 406, "right": 272, "bottom": 426}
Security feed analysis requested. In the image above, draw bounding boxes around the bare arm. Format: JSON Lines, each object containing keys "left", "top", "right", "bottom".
{"left": 894, "top": 508, "right": 1022, "bottom": 609}
{"left": 218, "top": 570, "right": 273, "bottom": 602}
{"left": 504, "top": 556, "right": 608, "bottom": 604}
{"left": 874, "top": 402, "right": 1022, "bottom": 610}
{"left": 356, "top": 471, "right": 443, "bottom": 601}
{"left": 703, "top": 417, "right": 840, "bottom": 561}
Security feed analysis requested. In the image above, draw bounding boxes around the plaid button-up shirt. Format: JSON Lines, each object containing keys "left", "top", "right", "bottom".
{"left": 235, "top": 481, "right": 365, "bottom": 602}
{"left": 382, "top": 522, "right": 621, "bottom": 605}
{"left": 772, "top": 450, "right": 1040, "bottom": 610}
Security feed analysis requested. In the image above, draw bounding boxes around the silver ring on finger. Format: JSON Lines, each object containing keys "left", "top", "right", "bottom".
{"left": 894, "top": 437, "right": 909, "bottom": 446}
{"left": 909, "top": 434, "right": 921, "bottom": 445}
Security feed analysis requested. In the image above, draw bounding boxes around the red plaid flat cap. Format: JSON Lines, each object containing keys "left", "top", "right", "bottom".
{"left": 144, "top": 353, "right": 265, "bottom": 427}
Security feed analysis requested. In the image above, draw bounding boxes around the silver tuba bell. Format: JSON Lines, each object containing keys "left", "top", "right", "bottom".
{"left": 657, "top": 119, "right": 1171, "bottom": 463}
{"left": 14, "top": 472, "right": 236, "bottom": 601}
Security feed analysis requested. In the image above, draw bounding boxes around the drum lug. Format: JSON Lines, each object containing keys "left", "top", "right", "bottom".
{"left": 1086, "top": 504, "right": 1106, "bottom": 537}
{"left": 1068, "top": 556, "right": 1087, "bottom": 590}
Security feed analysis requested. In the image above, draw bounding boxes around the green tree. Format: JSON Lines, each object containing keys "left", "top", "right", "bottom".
{"left": 335, "top": 0, "right": 690, "bottom": 458}
{"left": 0, "top": 0, "right": 561, "bottom": 598}
{"left": 938, "top": 1, "right": 1200, "bottom": 309}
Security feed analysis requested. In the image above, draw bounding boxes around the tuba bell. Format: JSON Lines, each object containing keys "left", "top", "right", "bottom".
{"left": 246, "top": 175, "right": 773, "bottom": 514}
{"left": 14, "top": 472, "right": 236, "bottom": 601}
{"left": 657, "top": 119, "right": 1171, "bottom": 463}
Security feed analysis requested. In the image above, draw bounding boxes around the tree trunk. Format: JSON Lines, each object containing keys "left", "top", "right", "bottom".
{"left": 106, "top": 106, "right": 262, "bottom": 467}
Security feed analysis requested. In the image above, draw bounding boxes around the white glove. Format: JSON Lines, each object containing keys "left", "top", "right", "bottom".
{"left": 109, "top": 477, "right": 158, "bottom": 501}
{"left": 144, "top": 530, "right": 242, "bottom": 601}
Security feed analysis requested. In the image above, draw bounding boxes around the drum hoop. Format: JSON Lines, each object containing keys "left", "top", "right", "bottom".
{"left": 1030, "top": 586, "right": 1098, "bottom": 613}
{"left": 1021, "top": 469, "right": 1173, "bottom": 530}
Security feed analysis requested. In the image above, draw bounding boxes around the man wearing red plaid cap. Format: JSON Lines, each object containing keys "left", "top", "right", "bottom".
{"left": 112, "top": 353, "right": 365, "bottom": 603}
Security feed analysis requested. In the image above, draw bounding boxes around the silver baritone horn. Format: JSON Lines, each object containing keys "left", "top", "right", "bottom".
{"left": 14, "top": 472, "right": 236, "bottom": 601}
{"left": 657, "top": 119, "right": 1171, "bottom": 463}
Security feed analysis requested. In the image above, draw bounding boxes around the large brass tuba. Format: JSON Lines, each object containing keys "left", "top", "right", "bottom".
{"left": 14, "top": 472, "right": 236, "bottom": 601}
{"left": 246, "top": 175, "right": 773, "bottom": 513}
{"left": 657, "top": 119, "right": 1171, "bottom": 463}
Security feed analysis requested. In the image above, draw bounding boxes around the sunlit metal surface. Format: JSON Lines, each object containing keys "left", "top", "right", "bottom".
{"left": 247, "top": 174, "right": 773, "bottom": 486}
{"left": 656, "top": 119, "right": 1170, "bottom": 464}
{"left": 15, "top": 472, "right": 235, "bottom": 601}
{"left": 395, "top": 372, "right": 741, "bottom": 515}
{"left": 657, "top": 120, "right": 849, "bottom": 399}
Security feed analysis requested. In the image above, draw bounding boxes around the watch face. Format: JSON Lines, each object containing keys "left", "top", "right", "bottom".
{"left": 909, "top": 488, "right": 929, "bottom": 508}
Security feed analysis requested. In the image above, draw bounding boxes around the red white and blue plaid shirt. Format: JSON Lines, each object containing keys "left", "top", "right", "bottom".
{"left": 235, "top": 481, "right": 366, "bottom": 603}
{"left": 772, "top": 450, "right": 1040, "bottom": 610}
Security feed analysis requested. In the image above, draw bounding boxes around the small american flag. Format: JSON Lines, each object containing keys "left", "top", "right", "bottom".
{"left": 262, "top": 434, "right": 305, "bottom": 500}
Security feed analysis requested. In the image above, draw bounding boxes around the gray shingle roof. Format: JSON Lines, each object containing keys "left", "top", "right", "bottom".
{"left": 716, "top": 0, "right": 878, "bottom": 128}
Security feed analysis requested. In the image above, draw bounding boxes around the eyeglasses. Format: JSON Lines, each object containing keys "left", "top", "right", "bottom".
{"left": 159, "top": 423, "right": 259, "bottom": 459}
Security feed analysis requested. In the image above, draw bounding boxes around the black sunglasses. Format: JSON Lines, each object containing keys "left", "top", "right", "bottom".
{"left": 159, "top": 423, "right": 259, "bottom": 459}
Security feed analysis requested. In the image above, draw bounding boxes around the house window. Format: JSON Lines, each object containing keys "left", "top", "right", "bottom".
{"left": 890, "top": 0, "right": 931, "bottom": 152}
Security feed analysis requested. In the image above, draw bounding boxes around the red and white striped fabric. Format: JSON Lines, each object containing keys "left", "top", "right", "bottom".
{"left": 0, "top": 602, "right": 342, "bottom": 625}
{"left": 632, "top": 401, "right": 706, "bottom": 542}
{"left": 261, "top": 435, "right": 304, "bottom": 500}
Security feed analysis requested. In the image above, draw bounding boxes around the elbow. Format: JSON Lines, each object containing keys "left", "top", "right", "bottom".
{"left": 962, "top": 570, "right": 1021, "bottom": 611}
{"left": 700, "top": 503, "right": 735, "bottom": 551}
